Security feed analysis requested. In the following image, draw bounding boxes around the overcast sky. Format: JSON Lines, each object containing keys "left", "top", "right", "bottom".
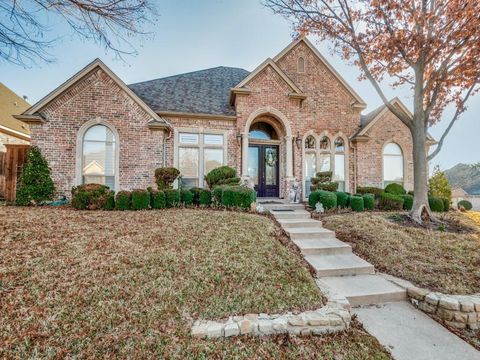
{"left": 2, "top": 0, "right": 479, "bottom": 171}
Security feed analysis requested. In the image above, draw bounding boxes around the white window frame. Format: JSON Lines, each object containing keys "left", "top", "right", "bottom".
{"left": 174, "top": 128, "right": 228, "bottom": 188}
{"left": 382, "top": 142, "right": 405, "bottom": 188}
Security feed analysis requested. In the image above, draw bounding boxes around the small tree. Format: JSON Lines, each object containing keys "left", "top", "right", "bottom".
{"left": 429, "top": 165, "right": 452, "bottom": 203}
{"left": 16, "top": 146, "right": 55, "bottom": 205}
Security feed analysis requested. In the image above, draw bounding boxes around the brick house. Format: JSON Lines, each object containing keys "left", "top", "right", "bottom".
{"left": 17, "top": 37, "right": 434, "bottom": 200}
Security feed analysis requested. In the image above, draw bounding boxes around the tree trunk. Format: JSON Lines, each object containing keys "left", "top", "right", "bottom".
{"left": 409, "top": 118, "right": 433, "bottom": 223}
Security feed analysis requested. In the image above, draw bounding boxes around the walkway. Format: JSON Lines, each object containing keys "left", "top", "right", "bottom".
{"left": 262, "top": 201, "right": 479, "bottom": 360}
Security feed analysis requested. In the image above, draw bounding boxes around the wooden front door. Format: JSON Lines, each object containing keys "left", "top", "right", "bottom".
{"left": 248, "top": 144, "right": 279, "bottom": 198}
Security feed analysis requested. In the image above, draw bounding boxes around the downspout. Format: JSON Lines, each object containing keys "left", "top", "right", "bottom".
{"left": 163, "top": 128, "right": 172, "bottom": 167}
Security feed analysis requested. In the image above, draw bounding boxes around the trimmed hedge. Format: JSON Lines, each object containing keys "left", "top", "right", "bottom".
{"left": 131, "top": 189, "right": 150, "bottom": 210}
{"left": 164, "top": 189, "right": 180, "bottom": 207}
{"left": 379, "top": 192, "right": 404, "bottom": 210}
{"left": 350, "top": 196, "right": 364, "bottom": 212}
{"left": 384, "top": 183, "right": 407, "bottom": 195}
{"left": 154, "top": 167, "right": 180, "bottom": 190}
{"left": 310, "top": 181, "right": 338, "bottom": 192}
{"left": 71, "top": 183, "right": 115, "bottom": 210}
{"left": 401, "top": 194, "right": 414, "bottom": 210}
{"left": 150, "top": 190, "right": 166, "bottom": 209}
{"left": 309, "top": 190, "right": 337, "bottom": 210}
{"left": 221, "top": 186, "right": 256, "bottom": 209}
{"left": 205, "top": 166, "right": 239, "bottom": 189}
{"left": 458, "top": 200, "right": 473, "bottom": 211}
{"left": 441, "top": 197, "right": 450, "bottom": 212}
{"left": 180, "top": 189, "right": 194, "bottom": 205}
{"left": 356, "top": 186, "right": 383, "bottom": 198}
{"left": 199, "top": 189, "right": 212, "bottom": 206}
{"left": 362, "top": 193, "right": 375, "bottom": 210}
{"left": 212, "top": 185, "right": 226, "bottom": 204}
{"left": 429, "top": 197, "right": 444, "bottom": 212}
{"left": 115, "top": 191, "right": 131, "bottom": 211}
{"left": 190, "top": 187, "right": 203, "bottom": 205}
{"left": 335, "top": 191, "right": 349, "bottom": 208}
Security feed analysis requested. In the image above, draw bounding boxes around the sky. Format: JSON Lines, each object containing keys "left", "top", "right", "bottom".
{"left": 2, "top": 0, "right": 479, "bottom": 171}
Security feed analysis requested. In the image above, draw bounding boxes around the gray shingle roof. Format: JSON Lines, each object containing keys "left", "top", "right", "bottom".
{"left": 360, "top": 103, "right": 386, "bottom": 127}
{"left": 128, "top": 66, "right": 250, "bottom": 116}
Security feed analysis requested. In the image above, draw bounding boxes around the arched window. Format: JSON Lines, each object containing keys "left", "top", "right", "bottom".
{"left": 383, "top": 143, "right": 403, "bottom": 187}
{"left": 319, "top": 136, "right": 331, "bottom": 171}
{"left": 249, "top": 122, "right": 278, "bottom": 140}
{"left": 334, "top": 137, "right": 346, "bottom": 191}
{"left": 298, "top": 57, "right": 305, "bottom": 73}
{"left": 304, "top": 135, "right": 317, "bottom": 196}
{"left": 82, "top": 124, "right": 116, "bottom": 189}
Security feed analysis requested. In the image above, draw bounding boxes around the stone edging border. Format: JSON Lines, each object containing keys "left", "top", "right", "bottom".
{"left": 191, "top": 279, "right": 352, "bottom": 338}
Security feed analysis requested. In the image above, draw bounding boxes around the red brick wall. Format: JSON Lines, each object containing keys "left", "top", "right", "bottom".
{"left": 29, "top": 68, "right": 164, "bottom": 196}
{"left": 355, "top": 110, "right": 414, "bottom": 190}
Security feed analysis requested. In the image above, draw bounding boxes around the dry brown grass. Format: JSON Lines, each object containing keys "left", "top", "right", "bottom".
{"left": 322, "top": 211, "right": 480, "bottom": 294}
{"left": 0, "top": 207, "right": 391, "bottom": 359}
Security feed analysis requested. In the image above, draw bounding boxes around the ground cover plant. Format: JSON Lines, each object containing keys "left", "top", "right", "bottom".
{"left": 0, "top": 207, "right": 397, "bottom": 358}
{"left": 322, "top": 212, "right": 480, "bottom": 294}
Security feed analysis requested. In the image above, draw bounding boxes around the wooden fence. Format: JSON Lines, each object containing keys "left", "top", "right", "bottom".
{"left": 0, "top": 144, "right": 29, "bottom": 202}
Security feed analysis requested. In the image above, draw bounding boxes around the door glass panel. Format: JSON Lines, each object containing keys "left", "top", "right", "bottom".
{"left": 248, "top": 147, "right": 259, "bottom": 185}
{"left": 264, "top": 147, "right": 277, "bottom": 186}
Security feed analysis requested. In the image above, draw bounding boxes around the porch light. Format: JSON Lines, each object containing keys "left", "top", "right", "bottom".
{"left": 236, "top": 133, "right": 242, "bottom": 146}
{"left": 295, "top": 132, "right": 302, "bottom": 149}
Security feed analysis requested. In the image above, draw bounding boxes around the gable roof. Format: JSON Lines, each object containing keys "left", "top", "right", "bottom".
{"left": 273, "top": 37, "right": 367, "bottom": 108}
{"left": 129, "top": 66, "right": 249, "bottom": 117}
{"left": 19, "top": 59, "right": 170, "bottom": 129}
{"left": 0, "top": 82, "right": 30, "bottom": 139}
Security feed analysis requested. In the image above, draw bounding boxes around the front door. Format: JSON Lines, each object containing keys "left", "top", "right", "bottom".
{"left": 248, "top": 144, "right": 279, "bottom": 197}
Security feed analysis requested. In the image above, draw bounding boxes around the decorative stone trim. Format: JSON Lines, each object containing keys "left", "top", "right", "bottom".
{"left": 408, "top": 287, "right": 480, "bottom": 330}
{"left": 191, "top": 279, "right": 352, "bottom": 338}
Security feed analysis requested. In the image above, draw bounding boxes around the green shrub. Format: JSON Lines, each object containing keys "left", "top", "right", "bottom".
{"left": 428, "top": 165, "right": 452, "bottom": 204}
{"left": 441, "top": 197, "right": 450, "bottom": 212}
{"left": 400, "top": 194, "right": 414, "bottom": 210}
{"left": 131, "top": 189, "right": 150, "bottom": 210}
{"left": 71, "top": 183, "right": 114, "bottom": 210}
{"left": 350, "top": 196, "right": 364, "bottom": 212}
{"left": 362, "top": 193, "right": 375, "bottom": 210}
{"left": 384, "top": 183, "right": 407, "bottom": 195}
{"left": 150, "top": 190, "right": 166, "bottom": 209}
{"left": 164, "top": 189, "right": 180, "bottom": 207}
{"left": 429, "top": 197, "right": 444, "bottom": 212}
{"left": 379, "top": 192, "right": 404, "bottom": 211}
{"left": 205, "top": 166, "right": 239, "bottom": 189}
{"left": 308, "top": 190, "right": 337, "bottom": 210}
{"left": 154, "top": 167, "right": 180, "bottom": 190}
{"left": 16, "top": 146, "right": 55, "bottom": 205}
{"left": 221, "top": 185, "right": 256, "bottom": 209}
{"left": 310, "top": 181, "right": 338, "bottom": 192}
{"left": 180, "top": 189, "right": 194, "bottom": 205}
{"left": 308, "top": 191, "right": 322, "bottom": 208}
{"left": 335, "top": 191, "right": 349, "bottom": 208}
{"left": 199, "top": 189, "right": 212, "bottom": 206}
{"left": 458, "top": 200, "right": 473, "bottom": 211}
{"left": 189, "top": 187, "right": 203, "bottom": 205}
{"left": 313, "top": 171, "right": 333, "bottom": 183}
{"left": 356, "top": 186, "right": 383, "bottom": 198}
{"left": 115, "top": 191, "right": 131, "bottom": 211}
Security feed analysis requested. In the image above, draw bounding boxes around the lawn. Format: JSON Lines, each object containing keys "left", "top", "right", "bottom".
{"left": 322, "top": 211, "right": 480, "bottom": 294}
{"left": 0, "top": 207, "right": 391, "bottom": 359}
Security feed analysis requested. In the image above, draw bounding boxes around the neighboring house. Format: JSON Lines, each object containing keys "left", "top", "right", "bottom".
{"left": 16, "top": 37, "right": 435, "bottom": 199}
{"left": 452, "top": 187, "right": 480, "bottom": 211}
{"left": 0, "top": 82, "right": 30, "bottom": 150}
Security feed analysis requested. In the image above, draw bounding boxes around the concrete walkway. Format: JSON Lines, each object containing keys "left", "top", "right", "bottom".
{"left": 261, "top": 200, "right": 479, "bottom": 360}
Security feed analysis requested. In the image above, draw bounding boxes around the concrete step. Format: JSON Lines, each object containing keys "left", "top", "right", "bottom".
{"left": 265, "top": 203, "right": 305, "bottom": 211}
{"left": 271, "top": 210, "right": 311, "bottom": 220}
{"left": 285, "top": 227, "right": 335, "bottom": 240}
{"left": 321, "top": 274, "right": 407, "bottom": 306}
{"left": 305, "top": 253, "right": 375, "bottom": 277}
{"left": 293, "top": 238, "right": 352, "bottom": 255}
{"left": 277, "top": 218, "right": 322, "bottom": 228}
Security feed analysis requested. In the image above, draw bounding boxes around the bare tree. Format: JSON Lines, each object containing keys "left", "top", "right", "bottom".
{"left": 0, "top": 0, "right": 156, "bottom": 66}
{"left": 264, "top": 0, "right": 480, "bottom": 222}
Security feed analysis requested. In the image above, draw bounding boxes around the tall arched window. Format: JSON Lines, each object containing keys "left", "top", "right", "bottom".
{"left": 383, "top": 142, "right": 403, "bottom": 187}
{"left": 297, "top": 57, "right": 305, "bottom": 73}
{"left": 82, "top": 124, "right": 116, "bottom": 189}
{"left": 304, "top": 135, "right": 316, "bottom": 197}
{"left": 334, "top": 137, "right": 346, "bottom": 191}
{"left": 319, "top": 136, "right": 331, "bottom": 172}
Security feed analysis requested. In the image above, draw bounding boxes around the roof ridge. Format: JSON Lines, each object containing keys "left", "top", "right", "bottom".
{"left": 128, "top": 66, "right": 250, "bottom": 86}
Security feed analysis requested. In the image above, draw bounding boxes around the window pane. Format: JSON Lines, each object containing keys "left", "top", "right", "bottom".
{"left": 319, "top": 154, "right": 331, "bottom": 171}
{"left": 383, "top": 155, "right": 403, "bottom": 183}
{"left": 334, "top": 138, "right": 345, "bottom": 152}
{"left": 204, "top": 134, "right": 223, "bottom": 145}
{"left": 337, "top": 181, "right": 345, "bottom": 192}
{"left": 305, "top": 135, "right": 316, "bottom": 149}
{"left": 84, "top": 125, "right": 115, "bottom": 142}
{"left": 82, "top": 125, "right": 115, "bottom": 188}
{"left": 180, "top": 178, "right": 198, "bottom": 189}
{"left": 334, "top": 154, "right": 345, "bottom": 181}
{"left": 179, "top": 147, "right": 199, "bottom": 178}
{"left": 204, "top": 148, "right": 223, "bottom": 175}
{"left": 248, "top": 147, "right": 259, "bottom": 185}
{"left": 265, "top": 147, "right": 277, "bottom": 186}
{"left": 304, "top": 153, "right": 316, "bottom": 197}
{"left": 320, "top": 136, "right": 330, "bottom": 150}
{"left": 179, "top": 133, "right": 199, "bottom": 145}
{"left": 384, "top": 143, "right": 402, "bottom": 155}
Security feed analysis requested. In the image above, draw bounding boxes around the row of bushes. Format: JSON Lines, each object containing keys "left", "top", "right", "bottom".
{"left": 71, "top": 183, "right": 256, "bottom": 211}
